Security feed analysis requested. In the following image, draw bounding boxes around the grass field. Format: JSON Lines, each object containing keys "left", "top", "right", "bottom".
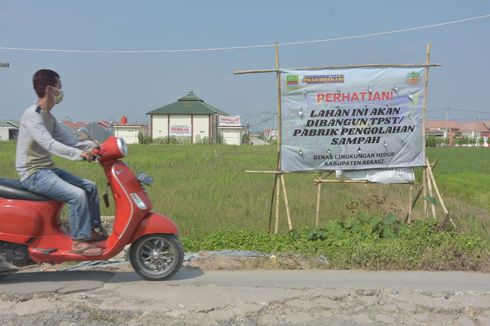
{"left": 1, "top": 141, "right": 489, "bottom": 241}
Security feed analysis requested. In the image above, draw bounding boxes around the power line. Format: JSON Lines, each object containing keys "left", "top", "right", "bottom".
{"left": 0, "top": 13, "right": 489, "bottom": 54}
{"left": 431, "top": 107, "right": 490, "bottom": 114}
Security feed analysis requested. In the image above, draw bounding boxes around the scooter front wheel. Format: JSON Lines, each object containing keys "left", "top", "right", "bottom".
{"left": 129, "top": 234, "right": 184, "bottom": 281}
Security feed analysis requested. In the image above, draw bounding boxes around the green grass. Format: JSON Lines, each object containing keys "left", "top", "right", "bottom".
{"left": 182, "top": 218, "right": 490, "bottom": 271}
{"left": 1, "top": 141, "right": 490, "bottom": 270}
{"left": 1, "top": 141, "right": 489, "bottom": 239}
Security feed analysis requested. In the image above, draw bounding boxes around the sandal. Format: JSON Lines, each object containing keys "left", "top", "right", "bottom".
{"left": 71, "top": 241, "right": 103, "bottom": 256}
{"left": 87, "top": 230, "right": 107, "bottom": 241}
{"left": 83, "top": 230, "right": 108, "bottom": 242}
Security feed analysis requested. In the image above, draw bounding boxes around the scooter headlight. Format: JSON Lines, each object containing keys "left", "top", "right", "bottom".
{"left": 117, "top": 138, "right": 128, "bottom": 157}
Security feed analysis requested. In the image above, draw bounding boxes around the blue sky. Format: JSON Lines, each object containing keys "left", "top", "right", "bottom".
{"left": 0, "top": 0, "right": 489, "bottom": 129}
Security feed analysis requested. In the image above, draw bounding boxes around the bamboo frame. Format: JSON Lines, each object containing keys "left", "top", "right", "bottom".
{"left": 314, "top": 178, "right": 414, "bottom": 185}
{"left": 408, "top": 185, "right": 413, "bottom": 223}
{"left": 423, "top": 168, "right": 428, "bottom": 218}
{"left": 237, "top": 42, "right": 448, "bottom": 232}
{"left": 280, "top": 175, "right": 293, "bottom": 230}
{"left": 426, "top": 158, "right": 455, "bottom": 228}
{"left": 268, "top": 43, "right": 293, "bottom": 233}
{"left": 426, "top": 166, "right": 437, "bottom": 219}
{"left": 275, "top": 180, "right": 280, "bottom": 234}
{"left": 315, "top": 173, "right": 322, "bottom": 227}
{"left": 405, "top": 186, "right": 423, "bottom": 223}
{"left": 404, "top": 159, "right": 438, "bottom": 223}
{"left": 235, "top": 63, "right": 442, "bottom": 75}
{"left": 422, "top": 43, "right": 431, "bottom": 167}
{"left": 246, "top": 170, "right": 329, "bottom": 174}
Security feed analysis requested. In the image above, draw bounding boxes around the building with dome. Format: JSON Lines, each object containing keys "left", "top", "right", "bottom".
{"left": 146, "top": 90, "right": 243, "bottom": 145}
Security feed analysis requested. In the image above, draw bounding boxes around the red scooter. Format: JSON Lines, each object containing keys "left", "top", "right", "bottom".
{"left": 0, "top": 136, "right": 183, "bottom": 280}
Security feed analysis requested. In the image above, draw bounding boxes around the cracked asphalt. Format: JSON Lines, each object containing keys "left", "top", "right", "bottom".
{"left": 1, "top": 267, "right": 490, "bottom": 325}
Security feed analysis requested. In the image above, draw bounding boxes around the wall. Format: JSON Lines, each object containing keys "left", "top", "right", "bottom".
{"left": 151, "top": 114, "right": 212, "bottom": 143}
{"left": 152, "top": 115, "right": 168, "bottom": 139}
{"left": 0, "top": 128, "right": 9, "bottom": 141}
{"left": 114, "top": 126, "right": 143, "bottom": 144}
{"left": 193, "top": 115, "right": 209, "bottom": 143}
{"left": 220, "top": 128, "right": 242, "bottom": 145}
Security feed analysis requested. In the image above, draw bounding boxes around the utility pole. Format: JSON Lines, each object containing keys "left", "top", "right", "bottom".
{"left": 445, "top": 108, "right": 449, "bottom": 139}
{"left": 246, "top": 114, "right": 249, "bottom": 135}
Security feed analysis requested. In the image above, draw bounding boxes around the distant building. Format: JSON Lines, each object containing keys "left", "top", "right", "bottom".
{"left": 113, "top": 116, "right": 145, "bottom": 144}
{"left": 263, "top": 128, "right": 277, "bottom": 141}
{"left": 0, "top": 120, "right": 19, "bottom": 141}
{"left": 58, "top": 120, "right": 113, "bottom": 143}
{"left": 218, "top": 115, "right": 243, "bottom": 145}
{"left": 146, "top": 90, "right": 243, "bottom": 145}
{"left": 426, "top": 120, "right": 489, "bottom": 146}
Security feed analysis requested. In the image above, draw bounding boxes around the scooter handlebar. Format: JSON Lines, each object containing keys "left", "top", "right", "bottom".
{"left": 92, "top": 147, "right": 102, "bottom": 160}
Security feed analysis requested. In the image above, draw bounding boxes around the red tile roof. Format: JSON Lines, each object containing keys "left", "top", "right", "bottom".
{"left": 426, "top": 120, "right": 490, "bottom": 134}
{"left": 425, "top": 120, "right": 461, "bottom": 130}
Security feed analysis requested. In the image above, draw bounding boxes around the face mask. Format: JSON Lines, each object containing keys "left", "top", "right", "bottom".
{"left": 51, "top": 88, "right": 64, "bottom": 105}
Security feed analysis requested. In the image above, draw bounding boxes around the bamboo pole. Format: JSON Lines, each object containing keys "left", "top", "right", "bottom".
{"left": 426, "top": 167, "right": 437, "bottom": 219}
{"left": 273, "top": 42, "right": 283, "bottom": 234}
{"left": 426, "top": 161, "right": 448, "bottom": 214}
{"left": 422, "top": 42, "right": 431, "bottom": 167}
{"left": 280, "top": 175, "right": 293, "bottom": 230}
{"left": 314, "top": 179, "right": 414, "bottom": 185}
{"left": 247, "top": 170, "right": 334, "bottom": 174}
{"left": 408, "top": 185, "right": 413, "bottom": 223}
{"left": 234, "top": 63, "right": 442, "bottom": 75}
{"left": 315, "top": 173, "right": 322, "bottom": 227}
{"left": 403, "top": 160, "right": 439, "bottom": 223}
{"left": 426, "top": 159, "right": 454, "bottom": 228}
{"left": 275, "top": 42, "right": 282, "bottom": 169}
{"left": 423, "top": 168, "right": 428, "bottom": 218}
{"left": 404, "top": 186, "right": 423, "bottom": 223}
{"left": 420, "top": 43, "right": 432, "bottom": 219}
{"left": 275, "top": 180, "right": 280, "bottom": 234}
{"left": 268, "top": 170, "right": 278, "bottom": 233}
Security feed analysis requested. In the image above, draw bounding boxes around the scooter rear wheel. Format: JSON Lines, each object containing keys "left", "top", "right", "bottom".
{"left": 129, "top": 234, "right": 184, "bottom": 281}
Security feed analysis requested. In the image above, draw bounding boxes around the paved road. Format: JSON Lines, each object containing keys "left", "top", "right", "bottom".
{"left": 1, "top": 268, "right": 490, "bottom": 325}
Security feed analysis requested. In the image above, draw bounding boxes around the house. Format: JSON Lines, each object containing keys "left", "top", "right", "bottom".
{"left": 426, "top": 120, "right": 489, "bottom": 146}
{"left": 146, "top": 90, "right": 243, "bottom": 145}
{"left": 218, "top": 115, "right": 243, "bottom": 145}
{"left": 0, "top": 120, "right": 19, "bottom": 141}
{"left": 58, "top": 120, "right": 113, "bottom": 143}
{"left": 113, "top": 116, "right": 146, "bottom": 144}
{"left": 425, "top": 120, "right": 460, "bottom": 138}
{"left": 459, "top": 121, "right": 489, "bottom": 139}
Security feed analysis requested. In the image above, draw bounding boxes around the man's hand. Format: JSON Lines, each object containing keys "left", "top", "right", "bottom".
{"left": 80, "top": 151, "right": 96, "bottom": 162}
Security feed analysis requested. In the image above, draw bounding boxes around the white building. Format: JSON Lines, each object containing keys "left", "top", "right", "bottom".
{"left": 0, "top": 120, "right": 19, "bottom": 141}
{"left": 218, "top": 115, "right": 243, "bottom": 145}
{"left": 147, "top": 90, "right": 242, "bottom": 144}
{"left": 113, "top": 124, "right": 146, "bottom": 144}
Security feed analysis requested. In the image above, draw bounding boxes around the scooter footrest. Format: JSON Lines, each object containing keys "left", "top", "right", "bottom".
{"left": 32, "top": 248, "right": 58, "bottom": 255}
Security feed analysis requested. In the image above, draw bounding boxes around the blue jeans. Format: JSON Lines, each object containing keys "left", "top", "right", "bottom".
{"left": 21, "top": 168, "right": 102, "bottom": 240}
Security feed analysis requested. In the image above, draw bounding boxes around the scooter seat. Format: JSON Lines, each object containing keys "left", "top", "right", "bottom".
{"left": 0, "top": 178, "right": 50, "bottom": 201}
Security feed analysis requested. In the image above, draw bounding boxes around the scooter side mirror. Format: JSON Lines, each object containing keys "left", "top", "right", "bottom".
{"left": 137, "top": 173, "right": 154, "bottom": 186}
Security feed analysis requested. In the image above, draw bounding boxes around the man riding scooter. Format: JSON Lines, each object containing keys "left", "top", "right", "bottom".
{"left": 1, "top": 68, "right": 184, "bottom": 280}
{"left": 14, "top": 69, "right": 105, "bottom": 259}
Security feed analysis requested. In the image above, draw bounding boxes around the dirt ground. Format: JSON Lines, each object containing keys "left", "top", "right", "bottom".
{"left": 1, "top": 253, "right": 490, "bottom": 325}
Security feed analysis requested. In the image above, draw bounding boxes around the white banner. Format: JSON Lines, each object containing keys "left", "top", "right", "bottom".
{"left": 336, "top": 168, "right": 415, "bottom": 184}
{"left": 169, "top": 125, "right": 192, "bottom": 137}
{"left": 219, "top": 115, "right": 241, "bottom": 127}
{"left": 281, "top": 68, "right": 426, "bottom": 172}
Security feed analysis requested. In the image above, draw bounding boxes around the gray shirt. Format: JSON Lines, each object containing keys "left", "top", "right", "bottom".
{"left": 15, "top": 105, "right": 91, "bottom": 180}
